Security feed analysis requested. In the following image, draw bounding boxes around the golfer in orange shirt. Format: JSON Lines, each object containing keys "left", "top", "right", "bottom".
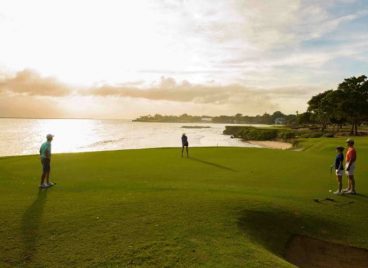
{"left": 344, "top": 139, "right": 357, "bottom": 194}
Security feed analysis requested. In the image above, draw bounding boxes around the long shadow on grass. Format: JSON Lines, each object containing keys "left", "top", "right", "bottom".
{"left": 21, "top": 189, "right": 48, "bottom": 264}
{"left": 343, "top": 193, "right": 368, "bottom": 200}
{"left": 237, "top": 208, "right": 343, "bottom": 257}
{"left": 189, "top": 157, "right": 236, "bottom": 171}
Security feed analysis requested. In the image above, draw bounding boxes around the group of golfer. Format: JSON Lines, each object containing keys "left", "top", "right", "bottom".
{"left": 39, "top": 133, "right": 358, "bottom": 195}
{"left": 333, "top": 139, "right": 357, "bottom": 195}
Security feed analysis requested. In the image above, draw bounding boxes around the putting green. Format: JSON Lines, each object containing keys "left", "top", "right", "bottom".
{"left": 0, "top": 138, "right": 367, "bottom": 267}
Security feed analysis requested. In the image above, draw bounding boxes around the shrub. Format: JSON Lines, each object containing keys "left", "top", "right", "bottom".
{"left": 323, "top": 133, "right": 334, "bottom": 138}
{"left": 278, "top": 131, "right": 296, "bottom": 141}
{"left": 223, "top": 126, "right": 244, "bottom": 138}
{"left": 300, "top": 132, "right": 324, "bottom": 138}
{"left": 224, "top": 126, "right": 297, "bottom": 141}
{"left": 235, "top": 127, "right": 278, "bottom": 141}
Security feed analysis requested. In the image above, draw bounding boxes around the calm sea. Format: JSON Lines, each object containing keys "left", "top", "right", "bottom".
{"left": 0, "top": 118, "right": 259, "bottom": 157}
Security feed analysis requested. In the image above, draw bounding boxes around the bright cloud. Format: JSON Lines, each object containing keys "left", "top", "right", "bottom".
{"left": 0, "top": 69, "right": 317, "bottom": 118}
{"left": 0, "top": 69, "right": 70, "bottom": 96}
{"left": 0, "top": 0, "right": 367, "bottom": 118}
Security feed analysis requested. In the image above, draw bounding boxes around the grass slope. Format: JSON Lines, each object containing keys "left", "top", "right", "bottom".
{"left": 0, "top": 138, "right": 367, "bottom": 267}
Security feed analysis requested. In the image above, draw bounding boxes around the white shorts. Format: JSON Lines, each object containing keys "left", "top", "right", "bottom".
{"left": 345, "top": 162, "right": 356, "bottom": 176}
{"left": 335, "top": 169, "right": 344, "bottom": 176}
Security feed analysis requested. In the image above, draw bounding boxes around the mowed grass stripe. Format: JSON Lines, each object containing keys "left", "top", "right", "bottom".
{"left": 0, "top": 141, "right": 367, "bottom": 267}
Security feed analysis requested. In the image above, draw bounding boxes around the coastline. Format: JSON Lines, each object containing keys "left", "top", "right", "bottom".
{"left": 0, "top": 143, "right": 291, "bottom": 158}
{"left": 247, "top": 140, "right": 293, "bottom": 150}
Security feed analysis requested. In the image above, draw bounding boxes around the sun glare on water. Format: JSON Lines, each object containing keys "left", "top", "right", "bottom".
{"left": 34, "top": 119, "right": 101, "bottom": 154}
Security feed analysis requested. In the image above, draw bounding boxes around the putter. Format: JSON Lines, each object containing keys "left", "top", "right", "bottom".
{"left": 330, "top": 163, "right": 334, "bottom": 175}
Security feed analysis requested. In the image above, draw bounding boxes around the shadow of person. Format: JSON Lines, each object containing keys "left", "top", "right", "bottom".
{"left": 21, "top": 188, "right": 48, "bottom": 264}
{"left": 356, "top": 193, "right": 368, "bottom": 199}
{"left": 341, "top": 193, "right": 368, "bottom": 200}
{"left": 189, "top": 157, "right": 236, "bottom": 172}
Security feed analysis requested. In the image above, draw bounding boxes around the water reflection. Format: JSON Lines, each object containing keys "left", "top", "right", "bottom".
{"left": 0, "top": 119, "right": 259, "bottom": 156}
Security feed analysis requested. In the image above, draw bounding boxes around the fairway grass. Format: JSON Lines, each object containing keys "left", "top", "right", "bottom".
{"left": 1, "top": 138, "right": 367, "bottom": 267}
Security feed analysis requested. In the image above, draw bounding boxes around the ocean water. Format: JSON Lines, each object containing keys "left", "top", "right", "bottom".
{"left": 0, "top": 118, "right": 259, "bottom": 157}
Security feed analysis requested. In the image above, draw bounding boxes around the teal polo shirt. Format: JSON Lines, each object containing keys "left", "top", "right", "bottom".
{"left": 40, "top": 141, "right": 51, "bottom": 159}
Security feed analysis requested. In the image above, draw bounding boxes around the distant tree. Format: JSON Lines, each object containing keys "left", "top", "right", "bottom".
{"left": 307, "top": 90, "right": 334, "bottom": 131}
{"left": 270, "top": 111, "right": 285, "bottom": 124}
{"left": 297, "top": 112, "right": 314, "bottom": 125}
{"left": 306, "top": 75, "right": 368, "bottom": 135}
{"left": 285, "top": 114, "right": 297, "bottom": 126}
{"left": 234, "top": 113, "right": 243, "bottom": 123}
{"left": 325, "top": 90, "right": 347, "bottom": 131}
{"left": 337, "top": 75, "right": 368, "bottom": 135}
{"left": 271, "top": 111, "right": 285, "bottom": 119}
{"left": 260, "top": 113, "right": 272, "bottom": 124}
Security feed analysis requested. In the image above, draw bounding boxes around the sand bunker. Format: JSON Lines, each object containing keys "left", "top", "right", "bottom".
{"left": 247, "top": 140, "right": 293, "bottom": 150}
{"left": 285, "top": 235, "right": 368, "bottom": 268}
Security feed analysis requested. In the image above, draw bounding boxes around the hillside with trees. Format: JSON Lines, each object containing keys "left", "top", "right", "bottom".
{"left": 299, "top": 75, "right": 368, "bottom": 135}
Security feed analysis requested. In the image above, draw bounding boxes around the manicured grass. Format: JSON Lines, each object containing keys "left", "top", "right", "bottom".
{"left": 0, "top": 139, "right": 367, "bottom": 267}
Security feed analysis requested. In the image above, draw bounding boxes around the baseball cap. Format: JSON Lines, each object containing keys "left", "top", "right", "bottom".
{"left": 346, "top": 138, "right": 354, "bottom": 144}
{"left": 46, "top": 134, "right": 54, "bottom": 139}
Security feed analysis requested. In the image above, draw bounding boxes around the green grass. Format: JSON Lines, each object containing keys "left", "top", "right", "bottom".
{"left": 1, "top": 138, "right": 367, "bottom": 267}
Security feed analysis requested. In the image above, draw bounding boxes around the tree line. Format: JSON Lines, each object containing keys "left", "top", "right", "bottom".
{"left": 300, "top": 75, "right": 368, "bottom": 135}
{"left": 133, "top": 111, "right": 297, "bottom": 124}
{"left": 133, "top": 75, "right": 368, "bottom": 136}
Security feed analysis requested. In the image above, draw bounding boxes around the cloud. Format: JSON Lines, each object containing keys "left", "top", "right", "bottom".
{"left": 0, "top": 94, "right": 64, "bottom": 118}
{"left": 0, "top": 69, "right": 71, "bottom": 96}
{"left": 0, "top": 70, "right": 315, "bottom": 107}
{"left": 83, "top": 77, "right": 318, "bottom": 115}
{"left": 152, "top": 0, "right": 368, "bottom": 88}
{"left": 0, "top": 69, "right": 318, "bottom": 116}
{"left": 84, "top": 77, "right": 269, "bottom": 104}
{"left": 0, "top": 0, "right": 367, "bottom": 89}
{"left": 1, "top": 1, "right": 366, "bottom": 119}
{"left": 292, "top": 4, "right": 368, "bottom": 41}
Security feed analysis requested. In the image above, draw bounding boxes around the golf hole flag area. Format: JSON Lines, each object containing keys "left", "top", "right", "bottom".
{"left": 1, "top": 138, "right": 368, "bottom": 267}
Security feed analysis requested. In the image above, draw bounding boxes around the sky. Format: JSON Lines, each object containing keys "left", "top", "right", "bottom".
{"left": 0, "top": 0, "right": 367, "bottom": 119}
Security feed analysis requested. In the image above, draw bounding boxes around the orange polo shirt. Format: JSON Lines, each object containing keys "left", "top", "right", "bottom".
{"left": 346, "top": 147, "right": 357, "bottom": 163}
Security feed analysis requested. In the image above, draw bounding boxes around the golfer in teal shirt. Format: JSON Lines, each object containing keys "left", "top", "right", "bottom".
{"left": 39, "top": 134, "right": 55, "bottom": 188}
{"left": 40, "top": 141, "right": 51, "bottom": 159}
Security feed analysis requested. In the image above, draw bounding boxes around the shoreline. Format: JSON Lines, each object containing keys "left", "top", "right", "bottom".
{"left": 0, "top": 143, "right": 291, "bottom": 158}
{"left": 247, "top": 140, "right": 293, "bottom": 150}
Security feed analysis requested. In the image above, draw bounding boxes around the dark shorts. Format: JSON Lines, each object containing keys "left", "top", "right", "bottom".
{"left": 182, "top": 142, "right": 189, "bottom": 147}
{"left": 41, "top": 158, "right": 51, "bottom": 172}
